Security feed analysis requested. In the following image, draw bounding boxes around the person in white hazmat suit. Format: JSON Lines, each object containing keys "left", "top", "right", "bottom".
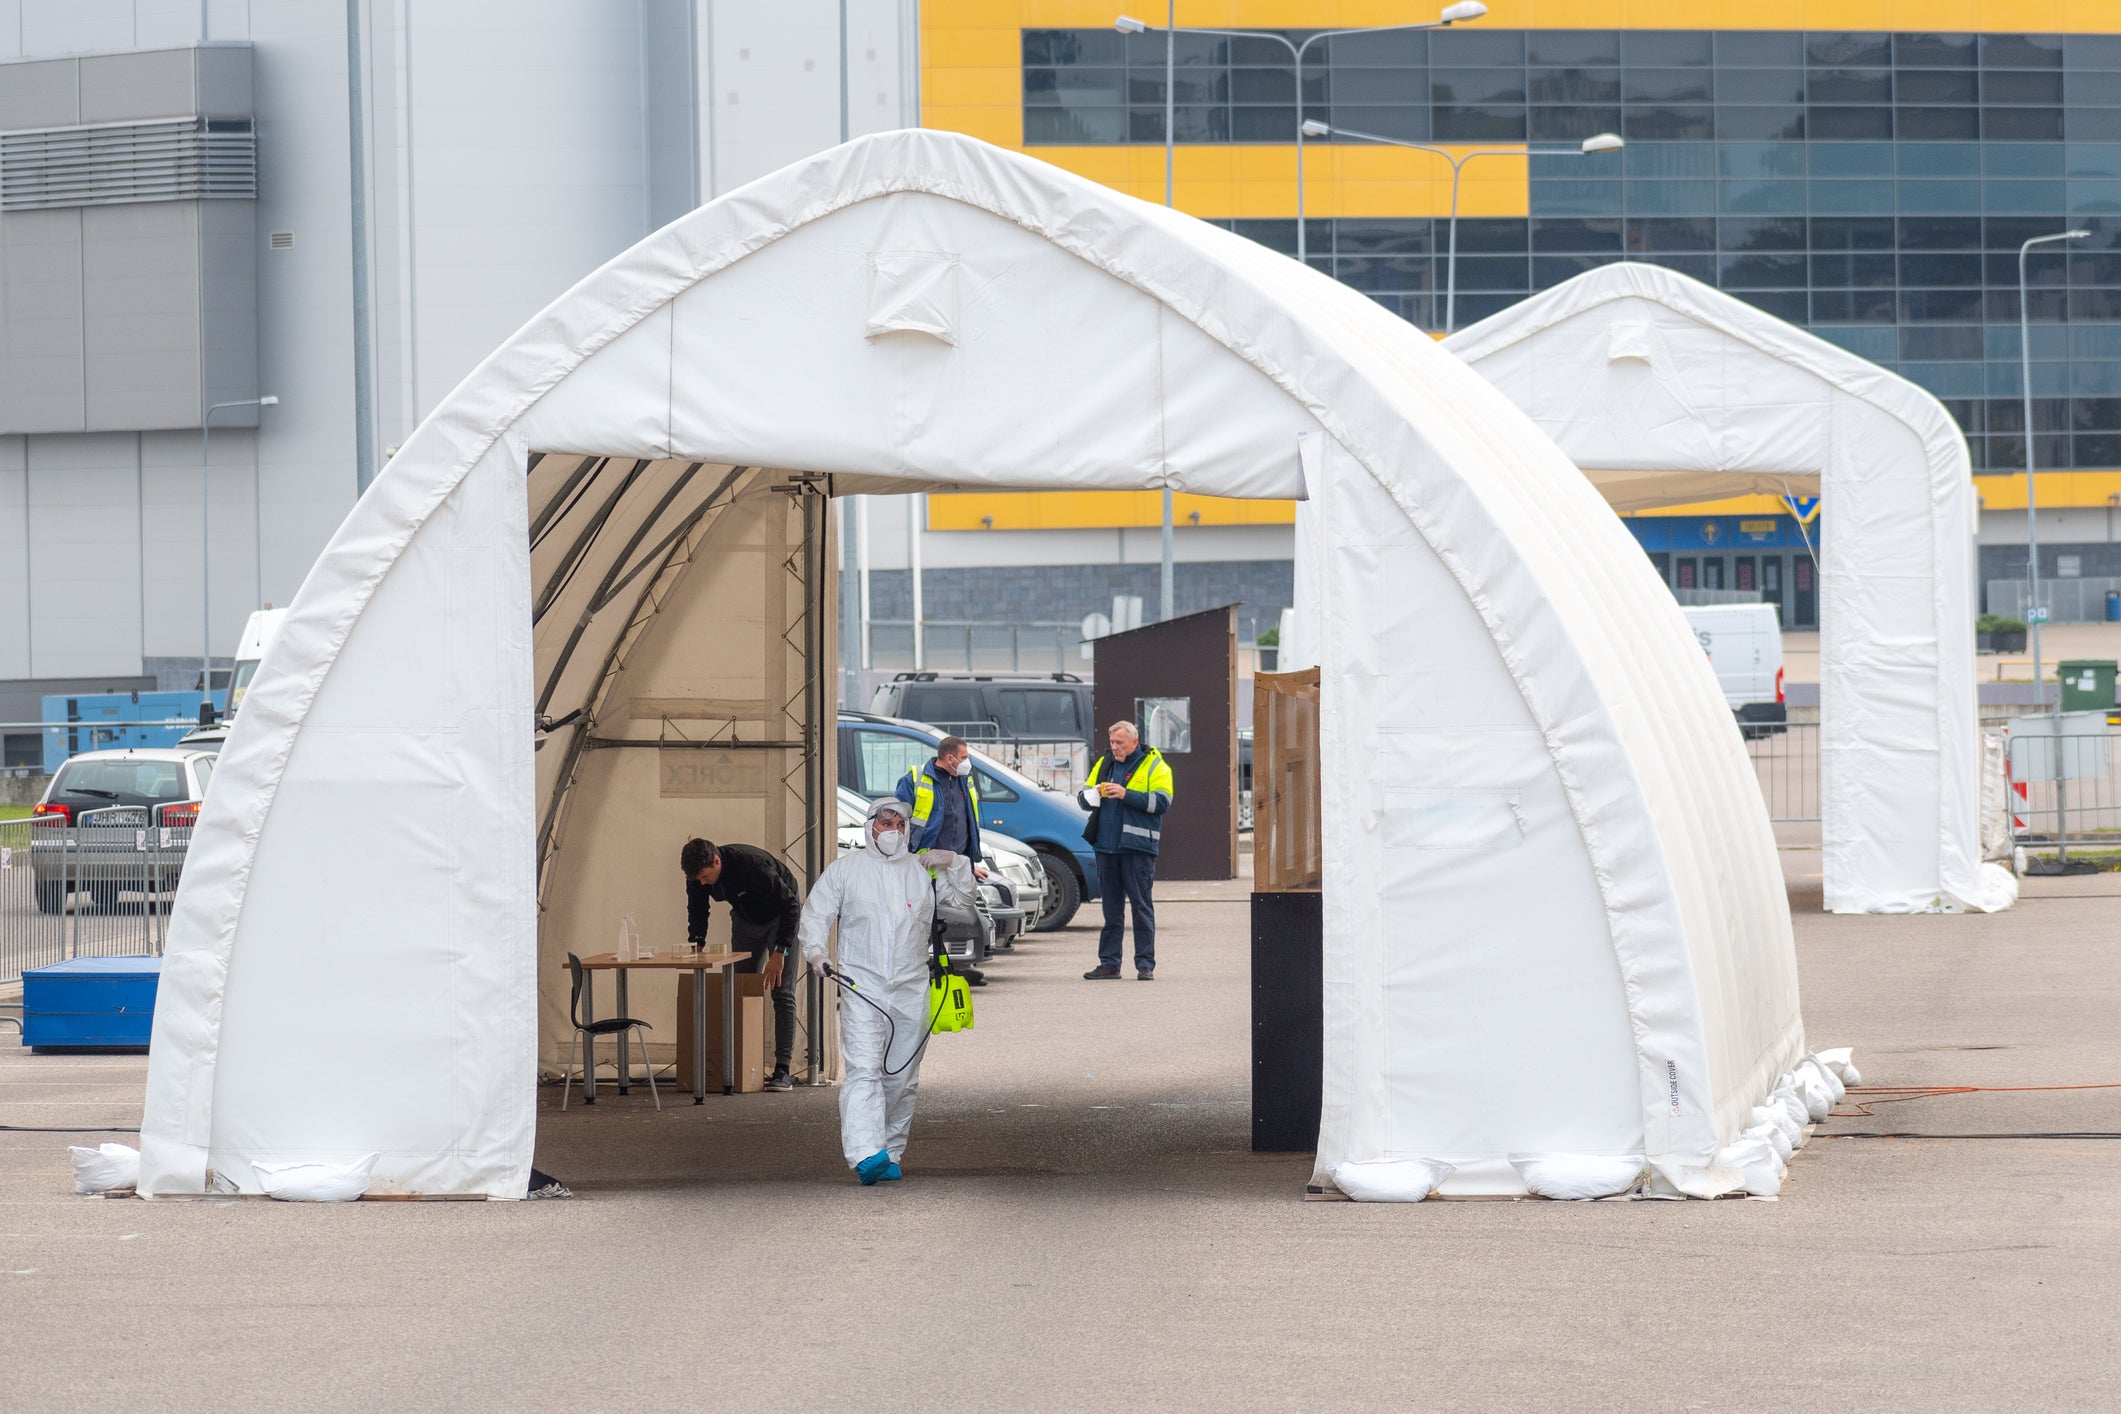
{"left": 799, "top": 797, "right": 961, "bottom": 1185}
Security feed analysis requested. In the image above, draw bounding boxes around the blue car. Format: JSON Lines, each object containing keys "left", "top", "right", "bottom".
{"left": 838, "top": 711, "right": 1095, "bottom": 930}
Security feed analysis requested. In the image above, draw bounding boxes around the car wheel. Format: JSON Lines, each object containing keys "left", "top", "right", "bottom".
{"left": 1031, "top": 847, "right": 1082, "bottom": 931}
{"left": 35, "top": 880, "right": 64, "bottom": 914}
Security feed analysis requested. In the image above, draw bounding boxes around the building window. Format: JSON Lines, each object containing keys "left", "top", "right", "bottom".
{"left": 1020, "top": 28, "right": 2121, "bottom": 472}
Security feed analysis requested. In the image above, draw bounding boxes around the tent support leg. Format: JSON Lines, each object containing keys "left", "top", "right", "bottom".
{"left": 783, "top": 476, "right": 831, "bottom": 1086}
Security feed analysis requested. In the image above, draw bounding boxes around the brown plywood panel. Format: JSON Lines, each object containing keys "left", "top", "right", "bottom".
{"left": 1092, "top": 605, "right": 1238, "bottom": 881}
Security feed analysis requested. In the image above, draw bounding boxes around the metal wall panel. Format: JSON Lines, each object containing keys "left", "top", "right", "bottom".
{"left": 0, "top": 44, "right": 256, "bottom": 434}
{"left": 78, "top": 47, "right": 194, "bottom": 123}
{"left": 23, "top": 433, "right": 142, "bottom": 677}
{"left": 0, "top": 435, "right": 27, "bottom": 677}
{"left": 0, "top": 57, "right": 77, "bottom": 128}
{"left": 0, "top": 206, "right": 85, "bottom": 431}
{"left": 82, "top": 200, "right": 201, "bottom": 430}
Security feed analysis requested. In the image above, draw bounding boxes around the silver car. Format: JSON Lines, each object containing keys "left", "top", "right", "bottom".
{"left": 31, "top": 748, "right": 214, "bottom": 913}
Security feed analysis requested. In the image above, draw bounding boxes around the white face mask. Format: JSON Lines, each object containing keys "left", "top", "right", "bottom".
{"left": 950, "top": 758, "right": 972, "bottom": 778}
{"left": 873, "top": 828, "right": 906, "bottom": 858}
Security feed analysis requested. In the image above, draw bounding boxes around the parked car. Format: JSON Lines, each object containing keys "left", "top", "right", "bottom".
{"left": 868, "top": 672, "right": 1093, "bottom": 747}
{"left": 1682, "top": 603, "right": 1787, "bottom": 737}
{"left": 30, "top": 747, "right": 214, "bottom": 912}
{"left": 838, "top": 711, "right": 1095, "bottom": 930}
{"left": 834, "top": 787, "right": 1029, "bottom": 967}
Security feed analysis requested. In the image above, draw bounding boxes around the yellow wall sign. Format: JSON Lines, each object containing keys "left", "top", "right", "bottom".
{"left": 927, "top": 491, "right": 1296, "bottom": 531}
{"left": 1738, "top": 519, "right": 1779, "bottom": 533}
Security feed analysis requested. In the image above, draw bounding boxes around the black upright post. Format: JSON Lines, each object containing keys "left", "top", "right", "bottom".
{"left": 1251, "top": 889, "right": 1323, "bottom": 1152}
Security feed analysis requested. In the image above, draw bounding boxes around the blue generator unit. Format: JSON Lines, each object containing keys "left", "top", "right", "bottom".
{"left": 20, "top": 957, "right": 161, "bottom": 1051}
{"left": 41, "top": 690, "right": 223, "bottom": 773}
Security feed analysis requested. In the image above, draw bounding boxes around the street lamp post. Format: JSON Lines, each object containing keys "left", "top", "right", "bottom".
{"left": 1116, "top": 3, "right": 1487, "bottom": 620}
{"left": 202, "top": 396, "right": 278, "bottom": 721}
{"left": 2018, "top": 229, "right": 2089, "bottom": 699}
{"left": 1116, "top": 5, "right": 1487, "bottom": 265}
{"left": 1305, "top": 121, "right": 1622, "bottom": 332}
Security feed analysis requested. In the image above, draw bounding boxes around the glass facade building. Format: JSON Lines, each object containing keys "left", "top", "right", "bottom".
{"left": 1022, "top": 28, "right": 2121, "bottom": 477}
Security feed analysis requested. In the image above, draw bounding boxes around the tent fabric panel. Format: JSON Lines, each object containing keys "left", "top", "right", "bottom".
{"left": 141, "top": 434, "right": 538, "bottom": 1198}
{"left": 1289, "top": 313, "right": 1796, "bottom": 1178}
{"left": 1447, "top": 263, "right": 2015, "bottom": 917}
{"left": 1315, "top": 458, "right": 1643, "bottom": 1194}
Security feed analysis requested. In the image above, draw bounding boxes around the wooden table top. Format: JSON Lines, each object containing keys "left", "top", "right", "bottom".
{"left": 567, "top": 949, "right": 745, "bottom": 971}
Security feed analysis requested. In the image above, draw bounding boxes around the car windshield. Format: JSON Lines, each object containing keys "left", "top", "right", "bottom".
{"left": 53, "top": 759, "right": 189, "bottom": 805}
{"left": 228, "top": 658, "right": 261, "bottom": 711}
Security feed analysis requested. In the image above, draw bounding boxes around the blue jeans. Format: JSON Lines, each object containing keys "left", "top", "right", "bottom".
{"left": 1096, "top": 851, "right": 1157, "bottom": 971}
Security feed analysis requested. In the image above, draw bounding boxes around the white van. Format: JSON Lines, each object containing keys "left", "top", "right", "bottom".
{"left": 1682, "top": 604, "right": 1785, "bottom": 736}
{"left": 226, "top": 608, "right": 287, "bottom": 718}
{"left": 177, "top": 607, "right": 287, "bottom": 751}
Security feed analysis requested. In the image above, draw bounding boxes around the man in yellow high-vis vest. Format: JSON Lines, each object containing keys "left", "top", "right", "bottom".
{"left": 1075, "top": 719, "right": 1174, "bottom": 981}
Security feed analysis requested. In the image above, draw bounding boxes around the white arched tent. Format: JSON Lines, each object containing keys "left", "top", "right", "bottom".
{"left": 141, "top": 131, "right": 1817, "bottom": 1201}
{"left": 1446, "top": 264, "right": 2016, "bottom": 916}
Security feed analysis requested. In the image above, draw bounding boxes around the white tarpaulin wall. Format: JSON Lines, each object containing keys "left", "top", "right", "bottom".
{"left": 1446, "top": 264, "right": 2016, "bottom": 917}
{"left": 140, "top": 130, "right": 1814, "bottom": 1201}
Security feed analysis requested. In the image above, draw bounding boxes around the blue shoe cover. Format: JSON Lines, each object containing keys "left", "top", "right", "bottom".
{"left": 856, "top": 1150, "right": 893, "bottom": 1185}
{"left": 881, "top": 1161, "right": 903, "bottom": 1181}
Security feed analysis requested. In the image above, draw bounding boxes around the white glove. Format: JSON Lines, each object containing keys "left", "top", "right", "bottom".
{"left": 918, "top": 848, "right": 961, "bottom": 871}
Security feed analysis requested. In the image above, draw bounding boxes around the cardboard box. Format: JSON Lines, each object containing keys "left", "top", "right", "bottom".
{"left": 676, "top": 971, "right": 769, "bottom": 1094}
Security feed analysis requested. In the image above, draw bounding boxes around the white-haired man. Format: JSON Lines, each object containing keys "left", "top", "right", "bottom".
{"left": 798, "top": 797, "right": 959, "bottom": 1184}
{"left": 1076, "top": 719, "right": 1175, "bottom": 981}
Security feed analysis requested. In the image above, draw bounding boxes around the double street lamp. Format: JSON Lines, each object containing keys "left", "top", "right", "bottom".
{"left": 2018, "top": 228, "right": 2090, "bottom": 694}
{"left": 1113, "top": 3, "right": 1487, "bottom": 619}
{"left": 1302, "top": 121, "right": 1622, "bottom": 333}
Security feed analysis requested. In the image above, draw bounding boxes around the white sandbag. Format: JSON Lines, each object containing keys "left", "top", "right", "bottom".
{"left": 1746, "top": 1117, "right": 1794, "bottom": 1164}
{"left": 1814, "top": 1045, "right": 1856, "bottom": 1078}
{"left": 1330, "top": 1158, "right": 1457, "bottom": 1202}
{"left": 253, "top": 1153, "right": 379, "bottom": 1202}
{"left": 1796, "top": 1055, "right": 1846, "bottom": 1103}
{"left": 70, "top": 1142, "right": 139, "bottom": 1195}
{"left": 1712, "top": 1137, "right": 1783, "bottom": 1196}
{"left": 1773, "top": 1084, "right": 1810, "bottom": 1135}
{"left": 1509, "top": 1153, "right": 1645, "bottom": 1200}
{"left": 1814, "top": 1045, "right": 1864, "bottom": 1087}
{"left": 1753, "top": 1101, "right": 1800, "bottom": 1149}
{"left": 1796, "top": 1072, "right": 1834, "bottom": 1122}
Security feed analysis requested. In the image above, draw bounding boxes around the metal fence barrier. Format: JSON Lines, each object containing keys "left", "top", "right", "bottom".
{"left": 1745, "top": 720, "right": 1819, "bottom": 823}
{"left": 921, "top": 721, "right": 1091, "bottom": 793}
{"left": 2007, "top": 721, "right": 2119, "bottom": 856}
{"left": 0, "top": 802, "right": 193, "bottom": 987}
{"left": 1986, "top": 578, "right": 2121, "bottom": 625}
{"left": 865, "top": 621, "right": 1085, "bottom": 673}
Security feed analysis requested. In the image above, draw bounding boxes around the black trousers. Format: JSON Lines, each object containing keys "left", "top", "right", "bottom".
{"left": 1096, "top": 851, "right": 1157, "bottom": 971}
{"left": 731, "top": 913, "right": 798, "bottom": 1072}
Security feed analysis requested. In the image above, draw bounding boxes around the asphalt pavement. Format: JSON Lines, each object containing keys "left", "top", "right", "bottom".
{"left": 3, "top": 873, "right": 2118, "bottom": 1411}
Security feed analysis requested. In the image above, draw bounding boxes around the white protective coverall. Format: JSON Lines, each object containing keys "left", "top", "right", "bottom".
{"left": 799, "top": 800, "right": 955, "bottom": 1169}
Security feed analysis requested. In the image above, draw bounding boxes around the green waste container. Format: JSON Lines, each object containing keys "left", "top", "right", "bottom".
{"left": 2057, "top": 659, "right": 2118, "bottom": 713}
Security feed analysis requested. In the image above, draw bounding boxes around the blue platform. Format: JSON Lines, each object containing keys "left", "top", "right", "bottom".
{"left": 21, "top": 956, "right": 160, "bottom": 1051}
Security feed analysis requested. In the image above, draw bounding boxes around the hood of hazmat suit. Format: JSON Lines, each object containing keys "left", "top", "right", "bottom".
{"left": 799, "top": 798, "right": 943, "bottom": 1169}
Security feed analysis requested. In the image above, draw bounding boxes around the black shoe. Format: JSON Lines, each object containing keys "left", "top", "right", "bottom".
{"left": 765, "top": 1068, "right": 793, "bottom": 1091}
{"left": 1083, "top": 966, "right": 1122, "bottom": 980}
{"left": 965, "top": 969, "right": 988, "bottom": 988}
{"left": 1136, "top": 968, "right": 1155, "bottom": 981}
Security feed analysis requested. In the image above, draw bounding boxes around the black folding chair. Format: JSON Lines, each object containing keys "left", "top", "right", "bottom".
{"left": 562, "top": 953, "right": 659, "bottom": 1110}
